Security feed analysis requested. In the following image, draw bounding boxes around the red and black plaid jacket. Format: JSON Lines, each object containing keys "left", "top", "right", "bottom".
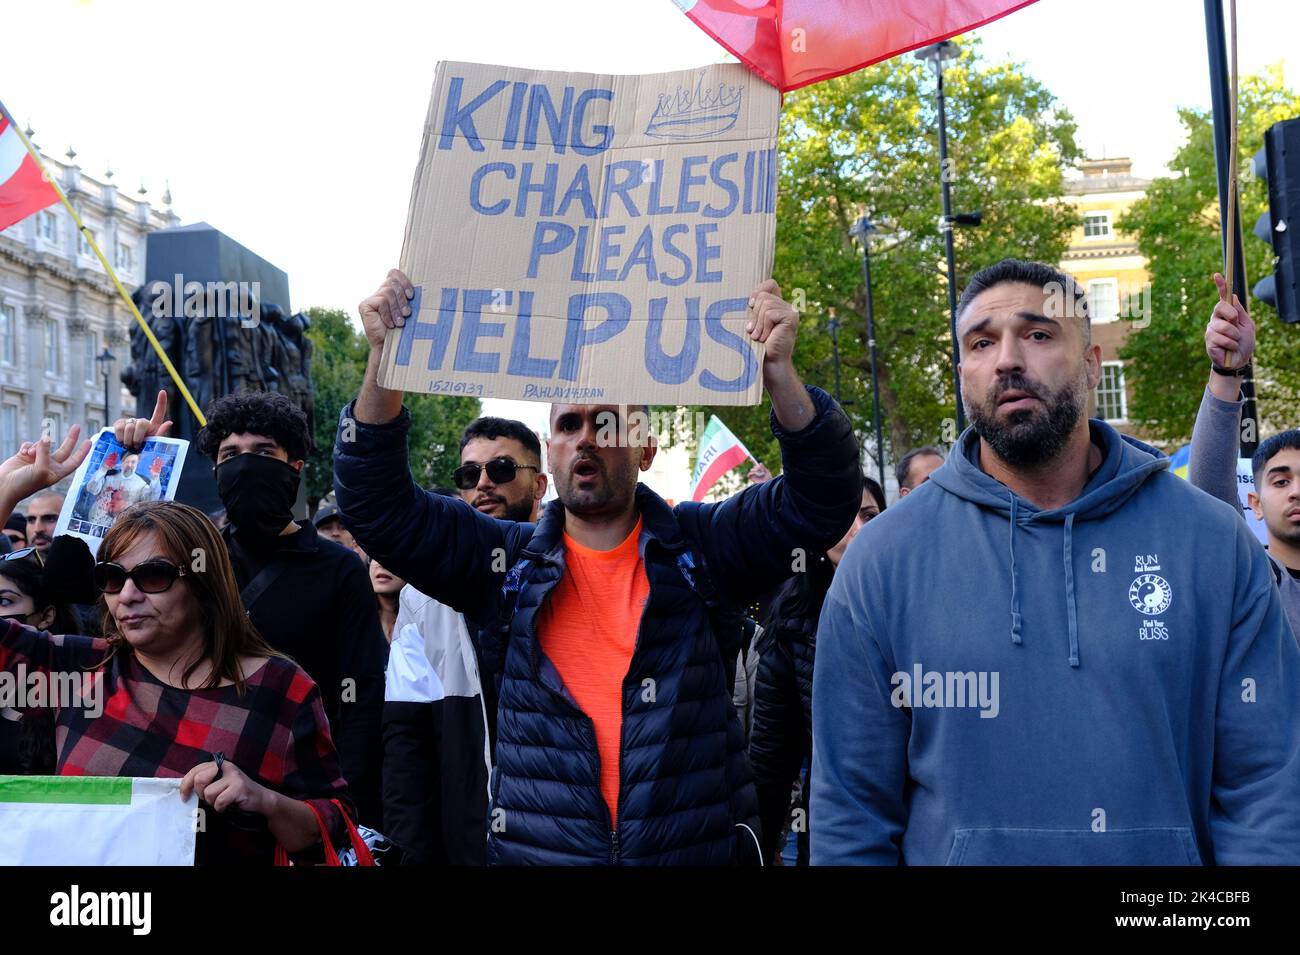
{"left": 0, "top": 619, "right": 354, "bottom": 864}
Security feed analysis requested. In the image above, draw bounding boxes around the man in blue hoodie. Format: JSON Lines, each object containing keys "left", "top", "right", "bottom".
{"left": 812, "top": 258, "right": 1300, "bottom": 866}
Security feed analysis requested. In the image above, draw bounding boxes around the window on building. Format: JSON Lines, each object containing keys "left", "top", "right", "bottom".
{"left": 78, "top": 226, "right": 98, "bottom": 258}
{"left": 0, "top": 305, "right": 13, "bottom": 365}
{"left": 40, "top": 211, "right": 58, "bottom": 243}
{"left": 115, "top": 241, "right": 133, "bottom": 272}
{"left": 0, "top": 405, "right": 16, "bottom": 459}
{"left": 85, "top": 416, "right": 102, "bottom": 437}
{"left": 44, "top": 318, "right": 61, "bottom": 376}
{"left": 1083, "top": 212, "right": 1112, "bottom": 239}
{"left": 1095, "top": 361, "right": 1128, "bottom": 422}
{"left": 43, "top": 407, "right": 65, "bottom": 444}
{"left": 1088, "top": 279, "right": 1120, "bottom": 324}
{"left": 84, "top": 330, "right": 98, "bottom": 384}
{"left": 44, "top": 408, "right": 64, "bottom": 445}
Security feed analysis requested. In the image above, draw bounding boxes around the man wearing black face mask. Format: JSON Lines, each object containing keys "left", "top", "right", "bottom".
{"left": 120, "top": 390, "right": 386, "bottom": 828}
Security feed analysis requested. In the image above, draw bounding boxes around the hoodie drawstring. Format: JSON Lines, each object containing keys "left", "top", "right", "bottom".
{"left": 1008, "top": 497, "right": 1023, "bottom": 646}
{"left": 1063, "top": 512, "right": 1080, "bottom": 668}
{"left": 1008, "top": 502, "right": 1081, "bottom": 667}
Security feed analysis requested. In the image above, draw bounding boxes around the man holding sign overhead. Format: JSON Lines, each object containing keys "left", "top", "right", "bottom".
{"left": 334, "top": 266, "right": 860, "bottom": 864}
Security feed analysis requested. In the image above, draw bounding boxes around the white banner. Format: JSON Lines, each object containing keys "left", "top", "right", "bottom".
{"left": 0, "top": 775, "right": 196, "bottom": 865}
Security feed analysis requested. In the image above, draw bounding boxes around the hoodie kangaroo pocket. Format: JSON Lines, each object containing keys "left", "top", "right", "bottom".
{"left": 945, "top": 827, "right": 1202, "bottom": 866}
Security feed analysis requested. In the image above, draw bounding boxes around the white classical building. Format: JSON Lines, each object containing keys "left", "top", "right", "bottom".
{"left": 0, "top": 137, "right": 179, "bottom": 458}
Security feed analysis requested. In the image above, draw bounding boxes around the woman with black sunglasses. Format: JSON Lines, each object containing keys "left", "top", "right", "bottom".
{"left": 0, "top": 427, "right": 355, "bottom": 864}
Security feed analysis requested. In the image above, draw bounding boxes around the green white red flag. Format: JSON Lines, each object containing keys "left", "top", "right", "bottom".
{"left": 691, "top": 415, "right": 752, "bottom": 501}
{"left": 673, "top": 0, "right": 1040, "bottom": 92}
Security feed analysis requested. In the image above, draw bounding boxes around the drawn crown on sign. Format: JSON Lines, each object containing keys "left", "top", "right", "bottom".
{"left": 646, "top": 70, "right": 745, "bottom": 140}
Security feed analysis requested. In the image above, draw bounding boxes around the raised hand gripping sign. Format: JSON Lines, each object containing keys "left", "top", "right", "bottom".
{"left": 381, "top": 61, "right": 779, "bottom": 406}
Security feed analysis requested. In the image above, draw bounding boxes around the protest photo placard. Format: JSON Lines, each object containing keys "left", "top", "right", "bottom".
{"left": 55, "top": 431, "right": 190, "bottom": 557}
{"left": 381, "top": 60, "right": 781, "bottom": 406}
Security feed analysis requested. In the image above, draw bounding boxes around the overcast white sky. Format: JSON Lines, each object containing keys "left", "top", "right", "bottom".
{"left": 2, "top": 0, "right": 1296, "bottom": 440}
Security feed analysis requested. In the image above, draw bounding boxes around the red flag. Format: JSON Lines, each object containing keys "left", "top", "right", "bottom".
{"left": 0, "top": 109, "right": 59, "bottom": 232}
{"left": 676, "top": 0, "right": 1040, "bottom": 92}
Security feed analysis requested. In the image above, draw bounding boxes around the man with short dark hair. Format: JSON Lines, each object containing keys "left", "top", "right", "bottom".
{"left": 338, "top": 269, "right": 860, "bottom": 865}
{"left": 1188, "top": 272, "right": 1300, "bottom": 636}
{"left": 813, "top": 258, "right": 1300, "bottom": 865}
{"left": 1250, "top": 432, "right": 1300, "bottom": 602}
{"left": 454, "top": 416, "right": 547, "bottom": 522}
{"left": 124, "top": 389, "right": 387, "bottom": 826}
{"left": 24, "top": 492, "right": 62, "bottom": 554}
{"left": 895, "top": 447, "right": 945, "bottom": 497}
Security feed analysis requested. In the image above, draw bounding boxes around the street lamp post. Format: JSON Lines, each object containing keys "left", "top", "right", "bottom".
{"left": 96, "top": 348, "right": 115, "bottom": 426}
{"left": 849, "top": 216, "right": 888, "bottom": 495}
{"left": 916, "top": 40, "right": 982, "bottom": 434}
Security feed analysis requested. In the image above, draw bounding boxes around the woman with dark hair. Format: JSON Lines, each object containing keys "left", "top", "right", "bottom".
{"left": 0, "top": 536, "right": 95, "bottom": 774}
{"left": 748, "top": 476, "right": 886, "bottom": 865}
{"left": 368, "top": 558, "right": 405, "bottom": 643}
{"left": 0, "top": 426, "right": 354, "bottom": 865}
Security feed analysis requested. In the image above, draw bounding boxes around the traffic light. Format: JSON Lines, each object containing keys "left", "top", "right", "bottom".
{"left": 1252, "top": 117, "right": 1300, "bottom": 324}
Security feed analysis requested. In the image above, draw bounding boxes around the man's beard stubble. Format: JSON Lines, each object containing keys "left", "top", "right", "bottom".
{"left": 1264, "top": 510, "right": 1300, "bottom": 549}
{"left": 556, "top": 453, "right": 638, "bottom": 518}
{"left": 501, "top": 496, "right": 535, "bottom": 523}
{"left": 471, "top": 489, "right": 536, "bottom": 523}
{"left": 967, "top": 369, "right": 1088, "bottom": 469}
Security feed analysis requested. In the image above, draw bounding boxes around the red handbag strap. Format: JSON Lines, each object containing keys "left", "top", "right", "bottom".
{"left": 274, "top": 800, "right": 344, "bottom": 867}
{"left": 331, "top": 799, "right": 376, "bottom": 867}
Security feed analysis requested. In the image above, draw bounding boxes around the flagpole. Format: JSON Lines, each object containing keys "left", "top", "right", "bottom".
{"left": 1221, "top": 0, "right": 1247, "bottom": 370}
{"left": 0, "top": 102, "right": 206, "bottom": 426}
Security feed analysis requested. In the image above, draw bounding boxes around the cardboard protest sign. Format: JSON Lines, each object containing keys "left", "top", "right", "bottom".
{"left": 382, "top": 60, "right": 780, "bottom": 406}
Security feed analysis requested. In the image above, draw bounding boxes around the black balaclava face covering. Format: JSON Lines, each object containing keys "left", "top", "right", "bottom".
{"left": 215, "top": 453, "right": 301, "bottom": 548}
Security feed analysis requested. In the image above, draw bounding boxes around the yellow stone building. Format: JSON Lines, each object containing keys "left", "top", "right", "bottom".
{"left": 1059, "top": 157, "right": 1157, "bottom": 441}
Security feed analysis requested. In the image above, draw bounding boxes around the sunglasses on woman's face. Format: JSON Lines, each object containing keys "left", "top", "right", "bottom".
{"left": 452, "top": 457, "right": 538, "bottom": 491}
{"left": 93, "top": 559, "right": 187, "bottom": 595}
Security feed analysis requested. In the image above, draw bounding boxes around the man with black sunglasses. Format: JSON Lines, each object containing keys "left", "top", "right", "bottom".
{"left": 337, "top": 269, "right": 861, "bottom": 865}
{"left": 453, "top": 417, "right": 547, "bottom": 523}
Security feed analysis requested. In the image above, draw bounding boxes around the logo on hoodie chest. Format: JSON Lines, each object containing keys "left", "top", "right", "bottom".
{"left": 1128, "top": 555, "right": 1173, "bottom": 638}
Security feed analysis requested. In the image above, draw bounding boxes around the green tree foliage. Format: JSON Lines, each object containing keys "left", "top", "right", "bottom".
{"left": 676, "top": 38, "right": 1080, "bottom": 478}
{"left": 1117, "top": 65, "right": 1300, "bottom": 443}
{"left": 405, "top": 389, "right": 484, "bottom": 491}
{"left": 303, "top": 307, "right": 480, "bottom": 510}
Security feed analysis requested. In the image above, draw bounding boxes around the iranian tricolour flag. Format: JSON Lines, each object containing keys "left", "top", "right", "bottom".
{"left": 674, "top": 0, "right": 1040, "bottom": 93}
{"left": 0, "top": 103, "right": 59, "bottom": 233}
{"left": 0, "top": 776, "right": 197, "bottom": 865}
{"left": 691, "top": 415, "right": 752, "bottom": 501}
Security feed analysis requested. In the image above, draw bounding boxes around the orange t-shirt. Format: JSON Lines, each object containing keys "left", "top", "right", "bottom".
{"left": 537, "top": 517, "right": 649, "bottom": 829}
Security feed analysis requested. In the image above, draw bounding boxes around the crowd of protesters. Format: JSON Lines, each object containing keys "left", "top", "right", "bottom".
{"left": 0, "top": 259, "right": 1297, "bottom": 866}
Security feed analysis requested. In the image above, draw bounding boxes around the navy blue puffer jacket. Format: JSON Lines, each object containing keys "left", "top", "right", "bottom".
{"left": 334, "top": 386, "right": 861, "bottom": 864}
